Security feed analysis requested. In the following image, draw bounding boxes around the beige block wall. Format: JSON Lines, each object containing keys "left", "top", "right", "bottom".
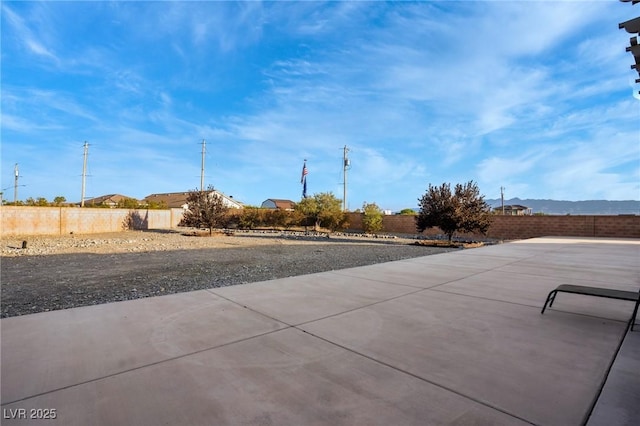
{"left": 60, "top": 208, "right": 129, "bottom": 234}
{"left": 2, "top": 207, "right": 62, "bottom": 236}
{"left": 483, "top": 215, "right": 640, "bottom": 239}
{"left": 0, "top": 207, "right": 184, "bottom": 237}
{"left": 346, "top": 212, "right": 640, "bottom": 240}
{"left": 2, "top": 207, "right": 637, "bottom": 239}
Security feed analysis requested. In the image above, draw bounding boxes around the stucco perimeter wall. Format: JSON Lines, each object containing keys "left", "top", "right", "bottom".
{"left": 346, "top": 213, "right": 640, "bottom": 239}
{"left": 0, "top": 207, "right": 185, "bottom": 237}
{"left": 484, "top": 215, "right": 640, "bottom": 239}
{"left": 3, "top": 207, "right": 637, "bottom": 239}
{"left": 1, "top": 207, "right": 62, "bottom": 236}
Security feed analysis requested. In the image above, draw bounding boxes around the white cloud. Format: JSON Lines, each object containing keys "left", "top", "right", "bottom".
{"left": 0, "top": 114, "right": 65, "bottom": 133}
{"left": 24, "top": 39, "right": 57, "bottom": 61}
{"left": 2, "top": 4, "right": 60, "bottom": 64}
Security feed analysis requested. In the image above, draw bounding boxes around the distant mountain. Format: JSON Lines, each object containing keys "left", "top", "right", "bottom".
{"left": 485, "top": 198, "right": 640, "bottom": 215}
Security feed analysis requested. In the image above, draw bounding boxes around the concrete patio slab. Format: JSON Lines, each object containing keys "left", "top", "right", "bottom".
{"left": 302, "top": 289, "right": 626, "bottom": 426}
{"left": 588, "top": 329, "right": 640, "bottom": 425}
{"left": 434, "top": 270, "right": 637, "bottom": 323}
{"left": 209, "top": 272, "right": 421, "bottom": 326}
{"left": 1, "top": 236, "right": 638, "bottom": 426}
{"left": 331, "top": 260, "right": 483, "bottom": 289}
{"left": 497, "top": 264, "right": 638, "bottom": 291}
{"left": 1, "top": 290, "right": 287, "bottom": 403}
{"left": 1, "top": 328, "right": 530, "bottom": 426}
{"left": 398, "top": 251, "right": 524, "bottom": 270}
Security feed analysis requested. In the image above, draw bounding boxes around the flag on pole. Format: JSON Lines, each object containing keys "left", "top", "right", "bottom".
{"left": 301, "top": 161, "right": 308, "bottom": 198}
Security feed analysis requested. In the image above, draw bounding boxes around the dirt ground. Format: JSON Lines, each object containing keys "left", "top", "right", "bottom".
{"left": 1, "top": 229, "right": 340, "bottom": 257}
{"left": 1, "top": 230, "right": 455, "bottom": 318}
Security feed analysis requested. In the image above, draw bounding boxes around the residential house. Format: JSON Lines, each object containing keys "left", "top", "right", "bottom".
{"left": 494, "top": 204, "right": 532, "bottom": 215}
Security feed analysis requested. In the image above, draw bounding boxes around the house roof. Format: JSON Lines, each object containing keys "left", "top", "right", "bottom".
{"left": 262, "top": 199, "right": 296, "bottom": 210}
{"left": 143, "top": 192, "right": 190, "bottom": 208}
{"left": 83, "top": 194, "right": 136, "bottom": 206}
{"left": 144, "top": 191, "right": 243, "bottom": 209}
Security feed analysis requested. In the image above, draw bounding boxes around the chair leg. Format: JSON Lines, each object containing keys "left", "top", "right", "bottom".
{"left": 541, "top": 290, "right": 557, "bottom": 314}
{"left": 630, "top": 295, "right": 639, "bottom": 332}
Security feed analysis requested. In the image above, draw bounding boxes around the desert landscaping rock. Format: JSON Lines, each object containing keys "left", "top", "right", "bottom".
{"left": 1, "top": 230, "right": 456, "bottom": 318}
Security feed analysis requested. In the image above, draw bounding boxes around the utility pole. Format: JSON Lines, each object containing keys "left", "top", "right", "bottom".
{"left": 619, "top": 2, "right": 640, "bottom": 96}
{"left": 500, "top": 186, "right": 505, "bottom": 215}
{"left": 343, "top": 145, "right": 350, "bottom": 211}
{"left": 13, "top": 163, "right": 19, "bottom": 203}
{"left": 81, "top": 142, "right": 88, "bottom": 207}
{"left": 201, "top": 139, "right": 206, "bottom": 191}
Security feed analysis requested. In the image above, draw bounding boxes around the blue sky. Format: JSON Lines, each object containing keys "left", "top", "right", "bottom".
{"left": 2, "top": 1, "right": 639, "bottom": 211}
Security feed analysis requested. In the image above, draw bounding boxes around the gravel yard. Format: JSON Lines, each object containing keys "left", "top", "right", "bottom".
{"left": 1, "top": 230, "right": 456, "bottom": 318}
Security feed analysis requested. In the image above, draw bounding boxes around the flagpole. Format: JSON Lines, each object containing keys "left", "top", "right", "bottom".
{"left": 301, "top": 159, "right": 308, "bottom": 198}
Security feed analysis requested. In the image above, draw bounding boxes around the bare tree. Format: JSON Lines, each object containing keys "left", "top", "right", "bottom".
{"left": 180, "top": 186, "right": 229, "bottom": 235}
{"left": 416, "top": 181, "right": 492, "bottom": 241}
